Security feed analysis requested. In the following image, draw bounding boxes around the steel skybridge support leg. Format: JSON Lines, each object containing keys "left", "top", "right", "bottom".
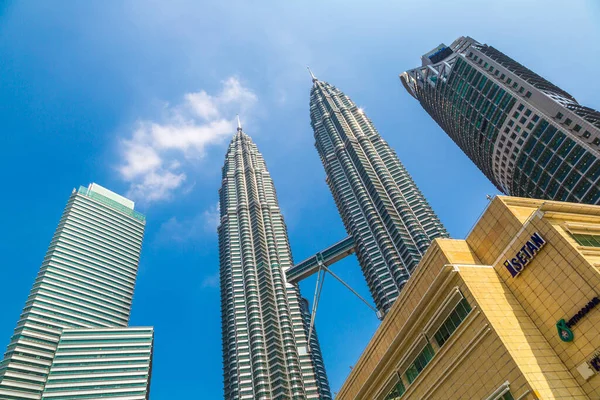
{"left": 307, "top": 260, "right": 326, "bottom": 347}
{"left": 321, "top": 265, "right": 381, "bottom": 319}
{"left": 304, "top": 255, "right": 382, "bottom": 354}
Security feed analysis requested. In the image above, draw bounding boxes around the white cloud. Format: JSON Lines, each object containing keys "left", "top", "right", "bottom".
{"left": 202, "top": 203, "right": 220, "bottom": 233}
{"left": 185, "top": 92, "right": 220, "bottom": 120}
{"left": 155, "top": 203, "right": 221, "bottom": 243}
{"left": 156, "top": 215, "right": 198, "bottom": 243}
{"left": 150, "top": 119, "right": 232, "bottom": 153}
{"left": 219, "top": 77, "right": 258, "bottom": 106}
{"left": 128, "top": 170, "right": 187, "bottom": 203}
{"left": 200, "top": 272, "right": 219, "bottom": 289}
{"left": 117, "top": 77, "right": 257, "bottom": 202}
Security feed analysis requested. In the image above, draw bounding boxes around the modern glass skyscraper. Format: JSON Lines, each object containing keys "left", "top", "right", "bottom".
{"left": 218, "top": 122, "right": 331, "bottom": 400}
{"left": 401, "top": 36, "right": 600, "bottom": 204}
{"left": 0, "top": 183, "right": 151, "bottom": 400}
{"left": 308, "top": 71, "right": 449, "bottom": 316}
{"left": 41, "top": 327, "right": 154, "bottom": 400}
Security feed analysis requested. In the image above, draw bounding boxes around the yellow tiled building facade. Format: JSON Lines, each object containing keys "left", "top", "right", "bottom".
{"left": 337, "top": 197, "right": 600, "bottom": 400}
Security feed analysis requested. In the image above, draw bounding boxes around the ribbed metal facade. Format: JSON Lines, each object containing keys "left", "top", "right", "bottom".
{"left": 298, "top": 298, "right": 329, "bottom": 396}
{"left": 309, "top": 76, "right": 448, "bottom": 315}
{"left": 41, "top": 327, "right": 153, "bottom": 400}
{"left": 401, "top": 36, "right": 600, "bottom": 205}
{"left": 218, "top": 126, "right": 331, "bottom": 400}
{"left": 0, "top": 184, "right": 148, "bottom": 400}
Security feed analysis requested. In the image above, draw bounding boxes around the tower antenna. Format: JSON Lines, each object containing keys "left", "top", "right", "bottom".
{"left": 307, "top": 66, "right": 317, "bottom": 82}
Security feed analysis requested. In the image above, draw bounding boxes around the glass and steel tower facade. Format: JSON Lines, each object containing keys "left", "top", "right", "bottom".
{"left": 308, "top": 73, "right": 448, "bottom": 316}
{"left": 218, "top": 124, "right": 331, "bottom": 400}
{"left": 401, "top": 36, "right": 600, "bottom": 204}
{"left": 298, "top": 298, "right": 328, "bottom": 393}
{"left": 0, "top": 183, "right": 151, "bottom": 400}
{"left": 41, "top": 327, "right": 153, "bottom": 400}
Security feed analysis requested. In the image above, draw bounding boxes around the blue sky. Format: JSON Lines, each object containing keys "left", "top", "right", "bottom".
{"left": 1, "top": 0, "right": 599, "bottom": 397}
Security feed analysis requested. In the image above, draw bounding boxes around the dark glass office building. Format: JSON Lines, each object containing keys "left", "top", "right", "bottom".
{"left": 401, "top": 37, "right": 600, "bottom": 204}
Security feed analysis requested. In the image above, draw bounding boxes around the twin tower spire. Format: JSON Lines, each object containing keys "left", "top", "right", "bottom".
{"left": 218, "top": 69, "right": 446, "bottom": 399}
{"left": 307, "top": 66, "right": 318, "bottom": 82}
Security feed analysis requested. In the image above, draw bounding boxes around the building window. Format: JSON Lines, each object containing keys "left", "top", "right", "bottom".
{"left": 583, "top": 130, "right": 591, "bottom": 138}
{"left": 556, "top": 112, "right": 564, "bottom": 119}
{"left": 405, "top": 343, "right": 435, "bottom": 384}
{"left": 518, "top": 87, "right": 525, "bottom": 93}
{"left": 571, "top": 233, "right": 600, "bottom": 247}
{"left": 574, "top": 124, "right": 582, "bottom": 132}
{"left": 565, "top": 118, "right": 572, "bottom": 125}
{"left": 434, "top": 298, "right": 472, "bottom": 347}
{"left": 384, "top": 379, "right": 406, "bottom": 400}
{"left": 532, "top": 115, "right": 540, "bottom": 122}
{"left": 593, "top": 138, "right": 600, "bottom": 146}
{"left": 500, "top": 74, "right": 505, "bottom": 80}
{"left": 486, "top": 382, "right": 515, "bottom": 400}
{"left": 574, "top": 180, "right": 592, "bottom": 200}
{"left": 525, "top": 91, "right": 532, "bottom": 98}
{"left": 525, "top": 109, "right": 532, "bottom": 117}
{"left": 507, "top": 78, "right": 512, "bottom": 84}
{"left": 517, "top": 104, "right": 524, "bottom": 111}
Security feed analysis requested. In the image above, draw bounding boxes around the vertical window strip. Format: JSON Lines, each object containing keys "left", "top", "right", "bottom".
{"left": 433, "top": 298, "right": 472, "bottom": 347}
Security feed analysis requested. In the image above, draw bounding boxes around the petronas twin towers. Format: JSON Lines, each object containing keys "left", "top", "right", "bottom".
{"left": 219, "top": 38, "right": 600, "bottom": 397}
{"left": 218, "top": 73, "right": 447, "bottom": 399}
{"left": 309, "top": 74, "right": 448, "bottom": 314}
{"left": 218, "top": 123, "right": 331, "bottom": 400}
{"left": 1, "top": 34, "right": 596, "bottom": 400}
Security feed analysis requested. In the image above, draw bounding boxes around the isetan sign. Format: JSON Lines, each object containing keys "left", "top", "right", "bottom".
{"left": 503, "top": 232, "right": 546, "bottom": 278}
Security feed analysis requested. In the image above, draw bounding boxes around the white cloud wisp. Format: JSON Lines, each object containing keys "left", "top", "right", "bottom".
{"left": 155, "top": 202, "right": 221, "bottom": 244}
{"left": 118, "top": 77, "right": 257, "bottom": 202}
